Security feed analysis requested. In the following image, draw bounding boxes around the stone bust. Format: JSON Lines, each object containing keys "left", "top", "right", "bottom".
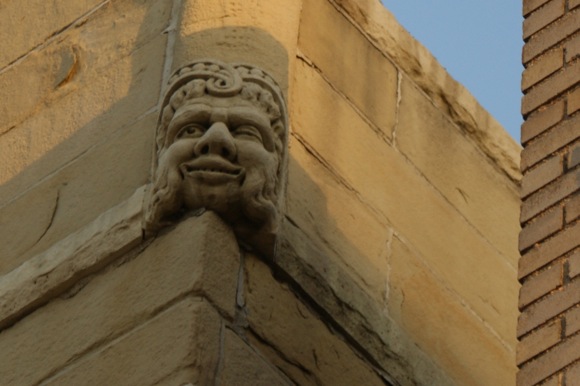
{"left": 144, "top": 59, "right": 288, "bottom": 255}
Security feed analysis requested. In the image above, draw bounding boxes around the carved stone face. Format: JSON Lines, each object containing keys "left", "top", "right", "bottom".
{"left": 144, "top": 59, "right": 287, "bottom": 255}
{"left": 160, "top": 94, "right": 279, "bottom": 224}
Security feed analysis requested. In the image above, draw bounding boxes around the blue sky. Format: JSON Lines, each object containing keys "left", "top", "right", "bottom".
{"left": 380, "top": 1, "right": 523, "bottom": 142}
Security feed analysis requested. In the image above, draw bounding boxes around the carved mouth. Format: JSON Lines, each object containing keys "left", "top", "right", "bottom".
{"left": 180, "top": 157, "right": 243, "bottom": 182}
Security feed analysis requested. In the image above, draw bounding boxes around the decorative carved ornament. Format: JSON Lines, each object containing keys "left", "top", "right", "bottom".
{"left": 144, "top": 59, "right": 288, "bottom": 255}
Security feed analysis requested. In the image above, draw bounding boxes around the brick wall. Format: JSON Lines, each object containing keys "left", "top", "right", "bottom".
{"left": 518, "top": 1, "right": 580, "bottom": 385}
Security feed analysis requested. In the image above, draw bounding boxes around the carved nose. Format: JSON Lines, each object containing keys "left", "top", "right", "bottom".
{"left": 194, "top": 122, "right": 236, "bottom": 160}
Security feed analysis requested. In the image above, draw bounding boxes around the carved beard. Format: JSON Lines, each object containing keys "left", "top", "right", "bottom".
{"left": 144, "top": 150, "right": 279, "bottom": 239}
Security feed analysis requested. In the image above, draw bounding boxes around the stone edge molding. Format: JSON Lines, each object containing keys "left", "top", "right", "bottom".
{"left": 0, "top": 187, "right": 146, "bottom": 330}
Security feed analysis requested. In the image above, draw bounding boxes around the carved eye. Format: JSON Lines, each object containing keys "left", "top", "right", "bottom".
{"left": 177, "top": 124, "right": 205, "bottom": 139}
{"left": 233, "top": 125, "right": 263, "bottom": 143}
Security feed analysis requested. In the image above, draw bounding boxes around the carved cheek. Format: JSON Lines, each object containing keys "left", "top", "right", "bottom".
{"left": 236, "top": 141, "right": 275, "bottom": 169}
{"left": 161, "top": 139, "right": 197, "bottom": 168}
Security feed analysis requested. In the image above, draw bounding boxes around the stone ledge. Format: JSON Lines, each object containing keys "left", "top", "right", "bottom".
{"left": 0, "top": 186, "right": 146, "bottom": 330}
{"left": 275, "top": 219, "right": 456, "bottom": 386}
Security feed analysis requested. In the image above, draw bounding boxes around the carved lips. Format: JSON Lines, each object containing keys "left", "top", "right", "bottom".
{"left": 180, "top": 156, "right": 244, "bottom": 185}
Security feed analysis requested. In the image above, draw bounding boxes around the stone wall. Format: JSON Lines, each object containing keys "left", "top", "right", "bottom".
{"left": 0, "top": 0, "right": 521, "bottom": 385}
{"left": 517, "top": 1, "right": 580, "bottom": 385}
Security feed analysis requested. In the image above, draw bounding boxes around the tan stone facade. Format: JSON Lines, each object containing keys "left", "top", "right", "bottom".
{"left": 0, "top": 1, "right": 521, "bottom": 385}
{"left": 517, "top": 1, "right": 580, "bottom": 385}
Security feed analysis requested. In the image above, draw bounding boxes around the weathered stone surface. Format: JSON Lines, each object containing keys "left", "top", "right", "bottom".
{"left": 299, "top": 0, "right": 398, "bottom": 138}
{"left": 219, "top": 329, "right": 291, "bottom": 385}
{"left": 175, "top": 0, "right": 301, "bottom": 81}
{"left": 388, "top": 236, "right": 516, "bottom": 386}
{"left": 287, "top": 138, "right": 391, "bottom": 301}
{"left": 0, "top": 0, "right": 170, "bottom": 189}
{"left": 0, "top": 213, "right": 239, "bottom": 385}
{"left": 43, "top": 298, "right": 222, "bottom": 386}
{"left": 397, "top": 76, "right": 521, "bottom": 259}
{"left": 243, "top": 252, "right": 387, "bottom": 386}
{"left": 0, "top": 187, "right": 144, "bottom": 330}
{"left": 0, "top": 113, "right": 155, "bottom": 275}
{"left": 0, "top": 0, "right": 103, "bottom": 69}
{"left": 145, "top": 59, "right": 289, "bottom": 257}
{"left": 291, "top": 59, "right": 519, "bottom": 345}
{"left": 327, "top": 0, "right": 521, "bottom": 181}
{"left": 276, "top": 220, "right": 456, "bottom": 386}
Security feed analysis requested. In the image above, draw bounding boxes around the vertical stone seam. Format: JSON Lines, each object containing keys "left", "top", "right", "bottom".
{"left": 391, "top": 70, "right": 402, "bottom": 150}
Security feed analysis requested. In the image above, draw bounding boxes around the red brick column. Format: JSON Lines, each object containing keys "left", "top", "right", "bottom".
{"left": 517, "top": 1, "right": 580, "bottom": 385}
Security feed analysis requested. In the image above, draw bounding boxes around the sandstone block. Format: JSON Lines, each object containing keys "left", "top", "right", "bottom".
{"left": 518, "top": 278, "right": 580, "bottom": 336}
{"left": 219, "top": 329, "right": 291, "bottom": 385}
{"left": 0, "top": 187, "right": 144, "bottom": 330}
{"left": 175, "top": 0, "right": 302, "bottom": 72}
{"left": 0, "top": 0, "right": 103, "bottom": 69}
{"left": 521, "top": 100, "right": 564, "bottom": 144}
{"left": 519, "top": 206, "right": 563, "bottom": 251}
{"left": 287, "top": 137, "right": 391, "bottom": 302}
{"left": 397, "top": 76, "right": 520, "bottom": 258}
{"left": 291, "top": 59, "right": 519, "bottom": 344}
{"left": 0, "top": 114, "right": 155, "bottom": 275}
{"left": 0, "top": 213, "right": 239, "bottom": 385}
{"left": 325, "top": 0, "right": 520, "bottom": 182}
{"left": 523, "top": 0, "right": 565, "bottom": 39}
{"left": 0, "top": 0, "right": 171, "bottom": 189}
{"left": 244, "top": 253, "right": 386, "bottom": 386}
{"left": 43, "top": 298, "right": 222, "bottom": 386}
{"left": 521, "top": 113, "right": 579, "bottom": 170}
{"left": 522, "top": 154, "right": 563, "bottom": 198}
{"left": 523, "top": 10, "right": 580, "bottom": 63}
{"left": 522, "top": 48, "right": 563, "bottom": 90}
{"left": 519, "top": 262, "right": 563, "bottom": 309}
{"left": 517, "top": 332, "right": 580, "bottom": 386}
{"left": 521, "top": 168, "right": 580, "bottom": 222}
{"left": 388, "top": 237, "right": 516, "bottom": 386}
{"left": 572, "top": 0, "right": 580, "bottom": 8}
{"left": 522, "top": 59, "right": 580, "bottom": 115}
{"left": 520, "top": 221, "right": 580, "bottom": 278}
{"left": 517, "top": 320, "right": 562, "bottom": 365}
{"left": 277, "top": 220, "right": 454, "bottom": 386}
{"left": 298, "top": 0, "right": 398, "bottom": 137}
